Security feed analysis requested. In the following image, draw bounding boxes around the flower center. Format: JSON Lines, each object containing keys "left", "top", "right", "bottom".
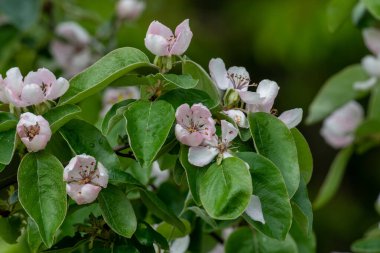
{"left": 24, "top": 123, "right": 40, "bottom": 141}
{"left": 187, "top": 126, "right": 198, "bottom": 133}
{"left": 78, "top": 162, "right": 96, "bottom": 184}
{"left": 168, "top": 35, "right": 177, "bottom": 51}
{"left": 40, "top": 83, "right": 49, "bottom": 96}
{"left": 217, "top": 142, "right": 227, "bottom": 153}
{"left": 228, "top": 72, "right": 250, "bottom": 90}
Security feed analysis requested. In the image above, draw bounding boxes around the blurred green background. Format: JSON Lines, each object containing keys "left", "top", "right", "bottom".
{"left": 1, "top": 0, "right": 378, "bottom": 252}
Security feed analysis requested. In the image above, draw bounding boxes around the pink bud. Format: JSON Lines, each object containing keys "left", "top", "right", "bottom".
{"left": 116, "top": 0, "right": 145, "bottom": 21}
{"left": 63, "top": 154, "right": 108, "bottom": 205}
{"left": 16, "top": 112, "right": 52, "bottom": 152}
{"left": 144, "top": 19, "right": 193, "bottom": 56}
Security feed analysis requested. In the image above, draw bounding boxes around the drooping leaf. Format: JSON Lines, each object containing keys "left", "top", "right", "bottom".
{"left": 0, "top": 112, "right": 17, "bottom": 131}
{"left": 124, "top": 100, "right": 175, "bottom": 169}
{"left": 159, "top": 88, "right": 215, "bottom": 109}
{"left": 60, "top": 119, "right": 120, "bottom": 173}
{"left": 199, "top": 157, "right": 252, "bottom": 220}
{"left": 98, "top": 185, "right": 137, "bottom": 238}
{"left": 249, "top": 112, "right": 300, "bottom": 197}
{"left": 237, "top": 152, "right": 292, "bottom": 240}
{"left": 327, "top": 0, "right": 357, "bottom": 32}
{"left": 291, "top": 128, "right": 313, "bottom": 184}
{"left": 0, "top": 128, "right": 16, "bottom": 165}
{"left": 43, "top": 104, "right": 81, "bottom": 133}
{"left": 101, "top": 99, "right": 135, "bottom": 134}
{"left": 182, "top": 58, "right": 220, "bottom": 108}
{"left": 306, "top": 65, "right": 368, "bottom": 124}
{"left": 18, "top": 152, "right": 67, "bottom": 248}
{"left": 313, "top": 146, "right": 353, "bottom": 209}
{"left": 59, "top": 47, "right": 155, "bottom": 105}
{"left": 363, "top": 0, "right": 380, "bottom": 20}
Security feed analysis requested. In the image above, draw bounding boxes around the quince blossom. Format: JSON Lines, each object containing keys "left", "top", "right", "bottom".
{"left": 64, "top": 154, "right": 108, "bottom": 205}
{"left": 116, "top": 0, "right": 145, "bottom": 21}
{"left": 175, "top": 103, "right": 216, "bottom": 147}
{"left": 320, "top": 101, "right": 363, "bottom": 149}
{"left": 0, "top": 67, "right": 69, "bottom": 107}
{"left": 16, "top": 112, "right": 52, "bottom": 152}
{"left": 223, "top": 109, "right": 249, "bottom": 128}
{"left": 144, "top": 19, "right": 193, "bottom": 56}
{"left": 188, "top": 120, "right": 238, "bottom": 167}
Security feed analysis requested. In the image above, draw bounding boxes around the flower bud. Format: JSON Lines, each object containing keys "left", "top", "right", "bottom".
{"left": 116, "top": 0, "right": 145, "bottom": 21}
{"left": 223, "top": 88, "right": 240, "bottom": 108}
{"left": 16, "top": 112, "right": 52, "bottom": 152}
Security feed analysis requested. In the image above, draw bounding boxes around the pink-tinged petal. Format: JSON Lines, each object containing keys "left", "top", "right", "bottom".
{"left": 64, "top": 154, "right": 97, "bottom": 181}
{"left": 46, "top": 77, "right": 69, "bottom": 100}
{"left": 20, "top": 84, "right": 44, "bottom": 106}
{"left": 144, "top": 34, "right": 170, "bottom": 56}
{"left": 221, "top": 120, "right": 238, "bottom": 144}
{"left": 56, "top": 22, "right": 91, "bottom": 45}
{"left": 175, "top": 124, "right": 203, "bottom": 146}
{"left": 116, "top": 0, "right": 145, "bottom": 20}
{"left": 320, "top": 127, "right": 354, "bottom": 149}
{"left": 239, "top": 90, "right": 262, "bottom": 104}
{"left": 66, "top": 182, "right": 101, "bottom": 205}
{"left": 354, "top": 77, "right": 377, "bottom": 91}
{"left": 0, "top": 75, "right": 9, "bottom": 103}
{"left": 92, "top": 162, "right": 109, "bottom": 188}
{"left": 146, "top": 21, "right": 173, "bottom": 38}
{"left": 222, "top": 151, "right": 233, "bottom": 159}
{"left": 323, "top": 101, "right": 363, "bottom": 134}
{"left": 198, "top": 117, "right": 216, "bottom": 140}
{"left": 245, "top": 195, "right": 265, "bottom": 224}
{"left": 363, "top": 28, "right": 380, "bottom": 55}
{"left": 361, "top": 55, "right": 380, "bottom": 77}
{"left": 209, "top": 58, "right": 232, "bottom": 90}
{"left": 22, "top": 134, "right": 50, "bottom": 152}
{"left": 24, "top": 68, "right": 56, "bottom": 86}
{"left": 223, "top": 109, "right": 249, "bottom": 128}
{"left": 176, "top": 103, "right": 192, "bottom": 127}
{"left": 278, "top": 108, "right": 303, "bottom": 129}
{"left": 4, "top": 67, "right": 23, "bottom": 95}
{"left": 175, "top": 19, "right": 190, "bottom": 36}
{"left": 191, "top": 103, "right": 212, "bottom": 120}
{"left": 188, "top": 146, "right": 219, "bottom": 167}
{"left": 50, "top": 41, "right": 74, "bottom": 68}
{"left": 151, "top": 161, "right": 170, "bottom": 187}
{"left": 256, "top": 79, "right": 279, "bottom": 113}
{"left": 5, "top": 87, "right": 26, "bottom": 107}
{"left": 170, "top": 29, "right": 193, "bottom": 55}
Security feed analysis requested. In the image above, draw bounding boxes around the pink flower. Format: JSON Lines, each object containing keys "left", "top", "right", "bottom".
{"left": 188, "top": 120, "right": 238, "bottom": 167}
{"left": 16, "top": 112, "right": 52, "bottom": 152}
{"left": 242, "top": 79, "right": 279, "bottom": 113}
{"left": 63, "top": 154, "right": 108, "bottom": 205}
{"left": 175, "top": 103, "right": 215, "bottom": 147}
{"left": 1, "top": 67, "right": 69, "bottom": 107}
{"left": 116, "top": 0, "right": 145, "bottom": 21}
{"left": 320, "top": 101, "right": 363, "bottom": 149}
{"left": 144, "top": 19, "right": 193, "bottom": 56}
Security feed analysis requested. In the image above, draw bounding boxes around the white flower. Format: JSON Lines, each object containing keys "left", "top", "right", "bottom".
{"left": 242, "top": 79, "right": 279, "bottom": 113}
{"left": 223, "top": 109, "right": 249, "bottom": 128}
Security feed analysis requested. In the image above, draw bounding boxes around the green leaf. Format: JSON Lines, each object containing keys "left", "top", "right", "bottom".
{"left": 159, "top": 88, "right": 215, "bottom": 109}
{"left": 327, "top": 0, "right": 357, "bottom": 32}
{"left": 155, "top": 219, "right": 191, "bottom": 240}
{"left": 368, "top": 82, "right": 380, "bottom": 120}
{"left": 43, "top": 104, "right": 81, "bottom": 133}
{"left": 0, "top": 0, "right": 41, "bottom": 30}
{"left": 59, "top": 47, "right": 154, "bottom": 105}
{"left": 291, "top": 179, "right": 313, "bottom": 236}
{"left": 18, "top": 152, "right": 67, "bottom": 248}
{"left": 139, "top": 190, "right": 185, "bottom": 232}
{"left": 179, "top": 145, "right": 206, "bottom": 205}
{"left": 352, "top": 237, "right": 380, "bottom": 253}
{"left": 313, "top": 146, "right": 353, "bottom": 209}
{"left": 60, "top": 119, "right": 120, "bottom": 173}
{"left": 134, "top": 222, "right": 169, "bottom": 250}
{"left": 0, "top": 112, "right": 17, "bottom": 131}
{"left": 291, "top": 128, "right": 313, "bottom": 184}
{"left": 98, "top": 185, "right": 137, "bottom": 238}
{"left": 101, "top": 99, "right": 135, "bottom": 134}
{"left": 187, "top": 206, "right": 218, "bottom": 228}
{"left": 158, "top": 73, "right": 198, "bottom": 89}
{"left": 125, "top": 100, "right": 175, "bottom": 169}
{"left": 0, "top": 129, "right": 16, "bottom": 165}
{"left": 182, "top": 58, "right": 220, "bottom": 108}
{"left": 306, "top": 65, "right": 368, "bottom": 124}
{"left": 199, "top": 157, "right": 252, "bottom": 220}
{"left": 27, "top": 218, "right": 42, "bottom": 253}
{"left": 290, "top": 218, "right": 316, "bottom": 253}
{"left": 0, "top": 215, "right": 22, "bottom": 244}
{"left": 237, "top": 152, "right": 292, "bottom": 240}
{"left": 249, "top": 112, "right": 300, "bottom": 197}
{"left": 363, "top": 0, "right": 380, "bottom": 20}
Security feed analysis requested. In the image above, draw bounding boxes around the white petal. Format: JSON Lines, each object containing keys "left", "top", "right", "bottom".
{"left": 66, "top": 182, "right": 101, "bottom": 205}
{"left": 278, "top": 108, "right": 303, "bottom": 129}
{"left": 363, "top": 28, "right": 380, "bottom": 55}
{"left": 92, "top": 162, "right": 109, "bottom": 188}
{"left": 221, "top": 120, "right": 238, "bottom": 143}
{"left": 256, "top": 79, "right": 279, "bottom": 112}
{"left": 245, "top": 195, "right": 265, "bottom": 224}
{"left": 170, "top": 236, "right": 190, "bottom": 253}
{"left": 20, "top": 84, "right": 45, "bottom": 106}
{"left": 209, "top": 58, "right": 232, "bottom": 90}
{"left": 188, "top": 146, "right": 219, "bottom": 167}
{"left": 46, "top": 77, "right": 69, "bottom": 100}
{"left": 362, "top": 55, "right": 380, "bottom": 77}
{"left": 151, "top": 161, "right": 170, "bottom": 187}
{"left": 223, "top": 109, "right": 249, "bottom": 128}
{"left": 239, "top": 90, "right": 262, "bottom": 104}
{"left": 56, "top": 22, "right": 91, "bottom": 45}
{"left": 353, "top": 77, "right": 377, "bottom": 91}
{"left": 144, "top": 34, "right": 170, "bottom": 56}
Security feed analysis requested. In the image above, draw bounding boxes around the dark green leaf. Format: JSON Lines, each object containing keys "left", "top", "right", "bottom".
{"left": 43, "top": 104, "right": 81, "bottom": 133}
{"left": 249, "top": 112, "right": 300, "bottom": 197}
{"left": 18, "top": 152, "right": 67, "bottom": 248}
{"left": 101, "top": 99, "right": 135, "bottom": 134}
{"left": 0, "top": 215, "right": 22, "bottom": 244}
{"left": 134, "top": 221, "right": 169, "bottom": 250}
{"left": 363, "top": 0, "right": 380, "bottom": 20}
{"left": 155, "top": 219, "right": 191, "bottom": 240}
{"left": 187, "top": 206, "right": 217, "bottom": 228}
{"left": 27, "top": 218, "right": 42, "bottom": 253}
{"left": 291, "top": 128, "right": 313, "bottom": 184}
{"left": 291, "top": 179, "right": 313, "bottom": 236}
{"left": 0, "top": 0, "right": 41, "bottom": 30}
{"left": 199, "top": 157, "right": 252, "bottom": 220}
{"left": 0, "top": 128, "right": 16, "bottom": 165}
{"left": 0, "top": 112, "right": 17, "bottom": 131}
{"left": 59, "top": 47, "right": 154, "bottom": 105}
{"left": 159, "top": 88, "right": 215, "bottom": 109}
{"left": 290, "top": 218, "right": 316, "bottom": 253}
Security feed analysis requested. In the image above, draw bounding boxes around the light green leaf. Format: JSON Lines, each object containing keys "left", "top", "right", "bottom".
{"left": 101, "top": 99, "right": 135, "bottom": 134}
{"left": 187, "top": 206, "right": 217, "bottom": 228}
{"left": 306, "top": 65, "right": 368, "bottom": 124}
{"left": 249, "top": 112, "right": 300, "bottom": 197}
{"left": 182, "top": 58, "right": 220, "bottom": 108}
{"left": 98, "top": 185, "right": 137, "bottom": 238}
{"left": 199, "top": 157, "right": 252, "bottom": 220}
{"left": 59, "top": 47, "right": 154, "bottom": 105}
{"left": 363, "top": 0, "right": 380, "bottom": 20}
{"left": 237, "top": 152, "right": 292, "bottom": 240}
{"left": 43, "top": 104, "right": 81, "bottom": 133}
{"left": 155, "top": 219, "right": 191, "bottom": 240}
{"left": 18, "top": 152, "right": 67, "bottom": 248}
{"left": 125, "top": 100, "right": 175, "bottom": 169}
{"left": 327, "top": 0, "right": 357, "bottom": 32}
{"left": 291, "top": 128, "right": 313, "bottom": 184}
{"left": 313, "top": 146, "right": 353, "bottom": 209}
{"left": 0, "top": 129, "right": 17, "bottom": 165}
{"left": 352, "top": 236, "right": 380, "bottom": 253}
{"left": 158, "top": 73, "right": 198, "bottom": 89}
{"left": 0, "top": 112, "right": 17, "bottom": 132}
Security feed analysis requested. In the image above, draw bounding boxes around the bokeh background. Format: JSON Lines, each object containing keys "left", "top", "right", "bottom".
{"left": 1, "top": 0, "right": 378, "bottom": 252}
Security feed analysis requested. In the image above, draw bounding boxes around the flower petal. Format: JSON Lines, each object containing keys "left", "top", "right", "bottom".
{"left": 256, "top": 79, "right": 279, "bottom": 112}
{"left": 92, "top": 162, "right": 109, "bottom": 188}
{"left": 353, "top": 77, "right": 377, "bottom": 91}
{"left": 175, "top": 124, "right": 203, "bottom": 146}
{"left": 46, "top": 77, "right": 69, "bottom": 100}
{"left": 56, "top": 22, "right": 91, "bottom": 45}
{"left": 363, "top": 28, "right": 380, "bottom": 56}
{"left": 362, "top": 55, "right": 380, "bottom": 77}
{"left": 175, "top": 103, "right": 192, "bottom": 127}
{"left": 221, "top": 120, "right": 238, "bottom": 144}
{"left": 278, "top": 108, "right": 303, "bottom": 129}
{"left": 144, "top": 34, "right": 170, "bottom": 56}
{"left": 209, "top": 58, "right": 232, "bottom": 90}
{"left": 66, "top": 182, "right": 101, "bottom": 205}
{"left": 146, "top": 20, "right": 173, "bottom": 38}
{"left": 151, "top": 161, "right": 170, "bottom": 187}
{"left": 20, "top": 84, "right": 45, "bottom": 106}
{"left": 64, "top": 154, "right": 97, "bottom": 182}
{"left": 188, "top": 146, "right": 219, "bottom": 167}
{"left": 170, "top": 29, "right": 192, "bottom": 55}
{"left": 4, "top": 67, "right": 24, "bottom": 95}
{"left": 223, "top": 109, "right": 249, "bottom": 128}
{"left": 170, "top": 236, "right": 190, "bottom": 253}
{"left": 245, "top": 195, "right": 265, "bottom": 224}
{"left": 239, "top": 90, "right": 262, "bottom": 104}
